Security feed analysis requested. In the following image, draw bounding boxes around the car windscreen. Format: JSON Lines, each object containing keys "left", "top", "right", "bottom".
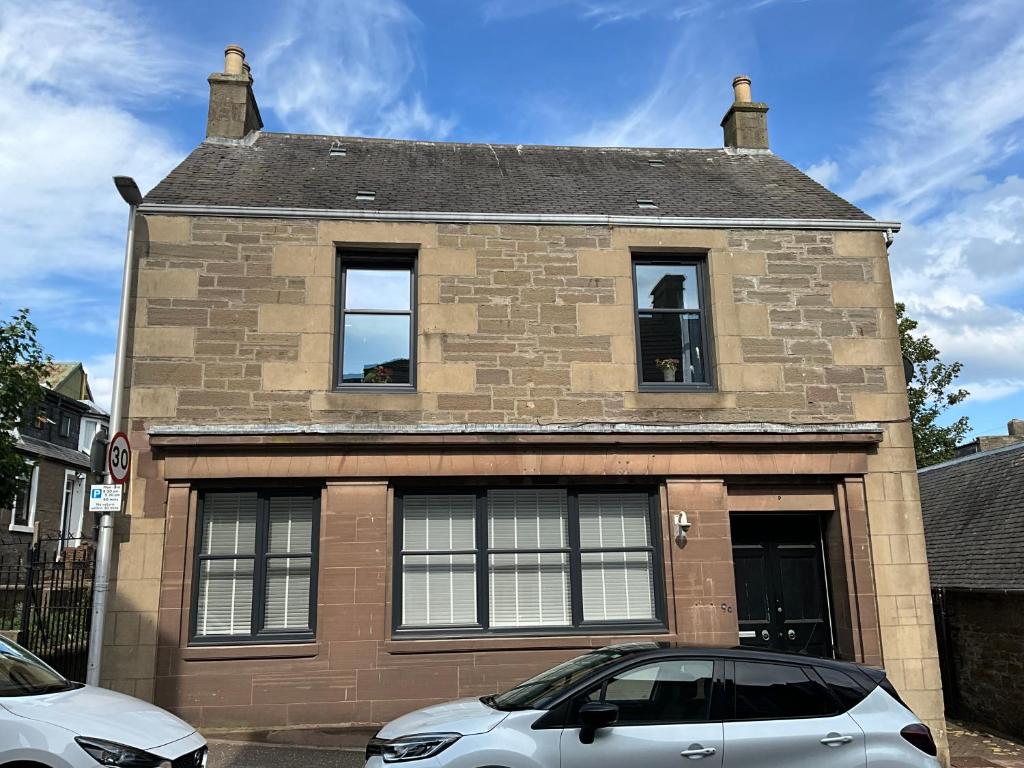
{"left": 490, "top": 648, "right": 637, "bottom": 711}
{"left": 0, "top": 636, "right": 71, "bottom": 697}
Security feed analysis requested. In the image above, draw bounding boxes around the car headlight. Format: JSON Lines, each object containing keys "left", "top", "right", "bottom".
{"left": 366, "top": 733, "right": 461, "bottom": 763}
{"left": 74, "top": 737, "right": 171, "bottom": 767}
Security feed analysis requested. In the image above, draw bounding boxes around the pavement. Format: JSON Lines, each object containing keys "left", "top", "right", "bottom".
{"left": 204, "top": 720, "right": 1024, "bottom": 767}
{"left": 948, "top": 721, "right": 1024, "bottom": 768}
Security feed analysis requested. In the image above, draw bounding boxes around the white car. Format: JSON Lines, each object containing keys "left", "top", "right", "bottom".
{"left": 365, "top": 643, "right": 940, "bottom": 767}
{"left": 0, "top": 636, "right": 207, "bottom": 768}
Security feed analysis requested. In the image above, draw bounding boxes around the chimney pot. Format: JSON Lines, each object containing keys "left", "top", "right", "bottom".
{"left": 224, "top": 44, "right": 245, "bottom": 76}
{"left": 1009, "top": 419, "right": 1024, "bottom": 437}
{"left": 732, "top": 75, "right": 752, "bottom": 103}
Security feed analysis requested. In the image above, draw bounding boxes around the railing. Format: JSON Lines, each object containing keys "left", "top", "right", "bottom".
{"left": 0, "top": 538, "right": 95, "bottom": 681}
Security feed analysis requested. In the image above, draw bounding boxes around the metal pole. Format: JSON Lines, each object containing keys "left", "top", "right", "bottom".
{"left": 86, "top": 197, "right": 137, "bottom": 686}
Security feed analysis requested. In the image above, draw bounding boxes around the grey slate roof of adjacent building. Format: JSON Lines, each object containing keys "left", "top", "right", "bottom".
{"left": 919, "top": 442, "right": 1024, "bottom": 592}
{"left": 143, "top": 133, "right": 873, "bottom": 221}
{"left": 16, "top": 434, "right": 91, "bottom": 470}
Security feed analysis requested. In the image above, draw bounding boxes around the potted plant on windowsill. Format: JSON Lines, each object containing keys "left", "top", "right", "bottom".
{"left": 362, "top": 365, "right": 393, "bottom": 384}
{"left": 655, "top": 358, "right": 680, "bottom": 382}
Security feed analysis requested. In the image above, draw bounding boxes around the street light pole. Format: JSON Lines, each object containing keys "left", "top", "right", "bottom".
{"left": 86, "top": 176, "right": 142, "bottom": 686}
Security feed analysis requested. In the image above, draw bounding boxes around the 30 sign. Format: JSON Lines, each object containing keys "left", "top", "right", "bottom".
{"left": 107, "top": 432, "right": 132, "bottom": 484}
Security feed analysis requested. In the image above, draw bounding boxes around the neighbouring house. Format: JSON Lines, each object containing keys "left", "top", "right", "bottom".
{"left": 920, "top": 435, "right": 1024, "bottom": 740}
{"left": 952, "top": 418, "right": 1024, "bottom": 458}
{"left": 103, "top": 44, "right": 946, "bottom": 753}
{"left": 4, "top": 363, "right": 108, "bottom": 555}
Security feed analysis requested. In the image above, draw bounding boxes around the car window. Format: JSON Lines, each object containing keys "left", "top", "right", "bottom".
{"left": 815, "top": 666, "right": 869, "bottom": 712}
{"left": 585, "top": 659, "right": 715, "bottom": 724}
{"left": 491, "top": 647, "right": 636, "bottom": 711}
{"left": 0, "top": 637, "right": 71, "bottom": 697}
{"left": 734, "top": 662, "right": 835, "bottom": 720}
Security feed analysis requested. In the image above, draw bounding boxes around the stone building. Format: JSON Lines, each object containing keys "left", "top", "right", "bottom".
{"left": 5, "top": 363, "right": 107, "bottom": 556}
{"left": 921, "top": 439, "right": 1024, "bottom": 740}
{"left": 103, "top": 44, "right": 946, "bottom": 755}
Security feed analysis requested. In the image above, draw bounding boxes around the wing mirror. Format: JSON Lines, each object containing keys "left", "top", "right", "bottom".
{"left": 578, "top": 701, "right": 619, "bottom": 744}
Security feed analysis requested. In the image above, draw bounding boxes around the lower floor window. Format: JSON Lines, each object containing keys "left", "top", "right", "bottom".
{"left": 9, "top": 465, "right": 38, "bottom": 532}
{"left": 192, "top": 490, "right": 319, "bottom": 644}
{"left": 394, "top": 487, "right": 665, "bottom": 635}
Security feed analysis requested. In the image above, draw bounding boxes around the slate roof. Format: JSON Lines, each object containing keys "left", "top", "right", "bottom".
{"left": 143, "top": 133, "right": 873, "bottom": 222}
{"left": 16, "top": 434, "right": 91, "bottom": 470}
{"left": 919, "top": 442, "right": 1024, "bottom": 591}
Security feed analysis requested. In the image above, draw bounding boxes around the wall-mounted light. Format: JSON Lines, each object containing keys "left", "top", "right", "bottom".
{"left": 674, "top": 512, "right": 691, "bottom": 547}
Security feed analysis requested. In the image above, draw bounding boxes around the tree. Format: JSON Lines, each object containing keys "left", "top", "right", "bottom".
{"left": 896, "top": 303, "right": 970, "bottom": 467}
{"left": 0, "top": 309, "right": 51, "bottom": 509}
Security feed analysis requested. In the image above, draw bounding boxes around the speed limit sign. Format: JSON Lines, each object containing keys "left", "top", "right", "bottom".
{"left": 108, "top": 432, "right": 132, "bottom": 484}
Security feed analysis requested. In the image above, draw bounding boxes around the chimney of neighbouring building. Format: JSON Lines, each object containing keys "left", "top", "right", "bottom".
{"left": 1009, "top": 419, "right": 1024, "bottom": 438}
{"left": 206, "top": 44, "right": 263, "bottom": 141}
{"left": 721, "top": 75, "right": 769, "bottom": 151}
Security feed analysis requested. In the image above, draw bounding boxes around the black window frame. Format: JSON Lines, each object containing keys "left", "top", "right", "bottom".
{"left": 334, "top": 250, "right": 418, "bottom": 392}
{"left": 392, "top": 486, "right": 667, "bottom": 639}
{"left": 189, "top": 488, "right": 321, "bottom": 647}
{"left": 58, "top": 413, "right": 73, "bottom": 438}
{"left": 632, "top": 254, "right": 715, "bottom": 392}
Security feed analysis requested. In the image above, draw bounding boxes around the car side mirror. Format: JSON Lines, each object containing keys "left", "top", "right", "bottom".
{"left": 578, "top": 701, "right": 618, "bottom": 744}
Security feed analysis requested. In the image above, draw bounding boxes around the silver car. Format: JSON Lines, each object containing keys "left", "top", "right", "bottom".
{"left": 365, "top": 643, "right": 940, "bottom": 767}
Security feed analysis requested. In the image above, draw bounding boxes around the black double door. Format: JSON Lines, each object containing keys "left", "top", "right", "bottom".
{"left": 731, "top": 513, "right": 834, "bottom": 658}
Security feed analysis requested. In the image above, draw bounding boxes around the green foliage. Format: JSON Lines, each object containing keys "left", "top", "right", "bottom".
{"left": 896, "top": 303, "right": 971, "bottom": 467}
{"left": 0, "top": 309, "right": 51, "bottom": 509}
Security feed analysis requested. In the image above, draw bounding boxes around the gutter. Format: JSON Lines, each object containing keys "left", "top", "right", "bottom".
{"left": 137, "top": 203, "right": 902, "bottom": 233}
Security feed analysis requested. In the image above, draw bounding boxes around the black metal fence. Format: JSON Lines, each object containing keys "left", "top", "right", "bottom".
{"left": 0, "top": 538, "right": 95, "bottom": 681}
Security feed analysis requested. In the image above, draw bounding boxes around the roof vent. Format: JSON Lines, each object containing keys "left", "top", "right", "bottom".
{"left": 329, "top": 141, "right": 347, "bottom": 157}
{"left": 647, "top": 158, "right": 665, "bottom": 167}
{"left": 636, "top": 198, "right": 658, "bottom": 209}
{"left": 356, "top": 190, "right": 376, "bottom": 202}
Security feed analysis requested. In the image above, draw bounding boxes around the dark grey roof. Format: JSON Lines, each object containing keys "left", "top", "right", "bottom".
{"left": 919, "top": 442, "right": 1024, "bottom": 591}
{"left": 16, "top": 434, "right": 91, "bottom": 470}
{"left": 144, "top": 133, "right": 872, "bottom": 221}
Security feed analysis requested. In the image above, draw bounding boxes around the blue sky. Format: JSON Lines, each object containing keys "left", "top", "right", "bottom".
{"left": 2, "top": 0, "right": 1023, "bottom": 438}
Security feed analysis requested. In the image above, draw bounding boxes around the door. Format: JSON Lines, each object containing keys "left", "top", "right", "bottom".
{"left": 560, "top": 658, "right": 724, "bottom": 768}
{"left": 731, "top": 513, "right": 834, "bottom": 657}
{"left": 722, "top": 661, "right": 866, "bottom": 768}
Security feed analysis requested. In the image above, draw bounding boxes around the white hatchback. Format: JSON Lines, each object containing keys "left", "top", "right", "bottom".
{"left": 365, "top": 643, "right": 941, "bottom": 768}
{"left": 0, "top": 636, "right": 207, "bottom": 768}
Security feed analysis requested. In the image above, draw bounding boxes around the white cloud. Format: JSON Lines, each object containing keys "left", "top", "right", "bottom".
{"left": 259, "top": 0, "right": 453, "bottom": 139}
{"left": 83, "top": 353, "right": 115, "bottom": 411}
{"left": 804, "top": 159, "right": 839, "bottom": 187}
{"left": 482, "top": 0, "right": 803, "bottom": 23}
{"left": 0, "top": 0, "right": 186, "bottom": 335}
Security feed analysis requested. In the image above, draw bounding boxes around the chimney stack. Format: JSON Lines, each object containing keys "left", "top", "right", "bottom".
{"left": 206, "top": 44, "right": 263, "bottom": 141}
{"left": 721, "top": 74, "right": 769, "bottom": 151}
{"left": 1009, "top": 419, "right": 1024, "bottom": 438}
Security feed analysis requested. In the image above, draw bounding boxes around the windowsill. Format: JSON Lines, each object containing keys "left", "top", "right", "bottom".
{"left": 332, "top": 385, "right": 417, "bottom": 394}
{"left": 386, "top": 626, "right": 671, "bottom": 655}
{"left": 181, "top": 641, "right": 320, "bottom": 661}
{"left": 8, "top": 524, "right": 34, "bottom": 534}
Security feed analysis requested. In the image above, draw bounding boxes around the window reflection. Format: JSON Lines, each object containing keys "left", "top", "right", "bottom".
{"left": 341, "top": 314, "right": 411, "bottom": 384}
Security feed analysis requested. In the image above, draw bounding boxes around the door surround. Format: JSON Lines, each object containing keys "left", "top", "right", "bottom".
{"left": 727, "top": 480, "right": 881, "bottom": 667}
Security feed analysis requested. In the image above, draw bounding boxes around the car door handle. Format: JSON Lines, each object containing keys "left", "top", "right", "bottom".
{"left": 820, "top": 734, "right": 854, "bottom": 746}
{"left": 680, "top": 745, "right": 717, "bottom": 759}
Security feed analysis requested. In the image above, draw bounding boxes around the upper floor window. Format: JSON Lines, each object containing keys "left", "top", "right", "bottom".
{"left": 191, "top": 490, "right": 319, "bottom": 645}
{"left": 633, "top": 256, "right": 713, "bottom": 389}
{"left": 79, "top": 418, "right": 102, "bottom": 453}
{"left": 335, "top": 252, "right": 416, "bottom": 389}
{"left": 58, "top": 413, "right": 73, "bottom": 438}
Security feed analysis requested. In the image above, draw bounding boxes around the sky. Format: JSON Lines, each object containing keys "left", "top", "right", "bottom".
{"left": 1, "top": 0, "right": 1023, "bottom": 439}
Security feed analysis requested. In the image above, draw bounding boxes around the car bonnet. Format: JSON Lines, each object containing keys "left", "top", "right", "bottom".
{"left": 376, "top": 697, "right": 511, "bottom": 739}
{"left": 1, "top": 684, "right": 196, "bottom": 751}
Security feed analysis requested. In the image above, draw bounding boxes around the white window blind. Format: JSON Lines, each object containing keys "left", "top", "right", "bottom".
{"left": 194, "top": 491, "right": 317, "bottom": 640}
{"left": 578, "top": 493, "right": 656, "bottom": 622}
{"left": 488, "top": 490, "right": 570, "bottom": 628}
{"left": 401, "top": 495, "right": 477, "bottom": 627}
{"left": 264, "top": 496, "right": 315, "bottom": 631}
{"left": 195, "top": 492, "right": 258, "bottom": 637}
